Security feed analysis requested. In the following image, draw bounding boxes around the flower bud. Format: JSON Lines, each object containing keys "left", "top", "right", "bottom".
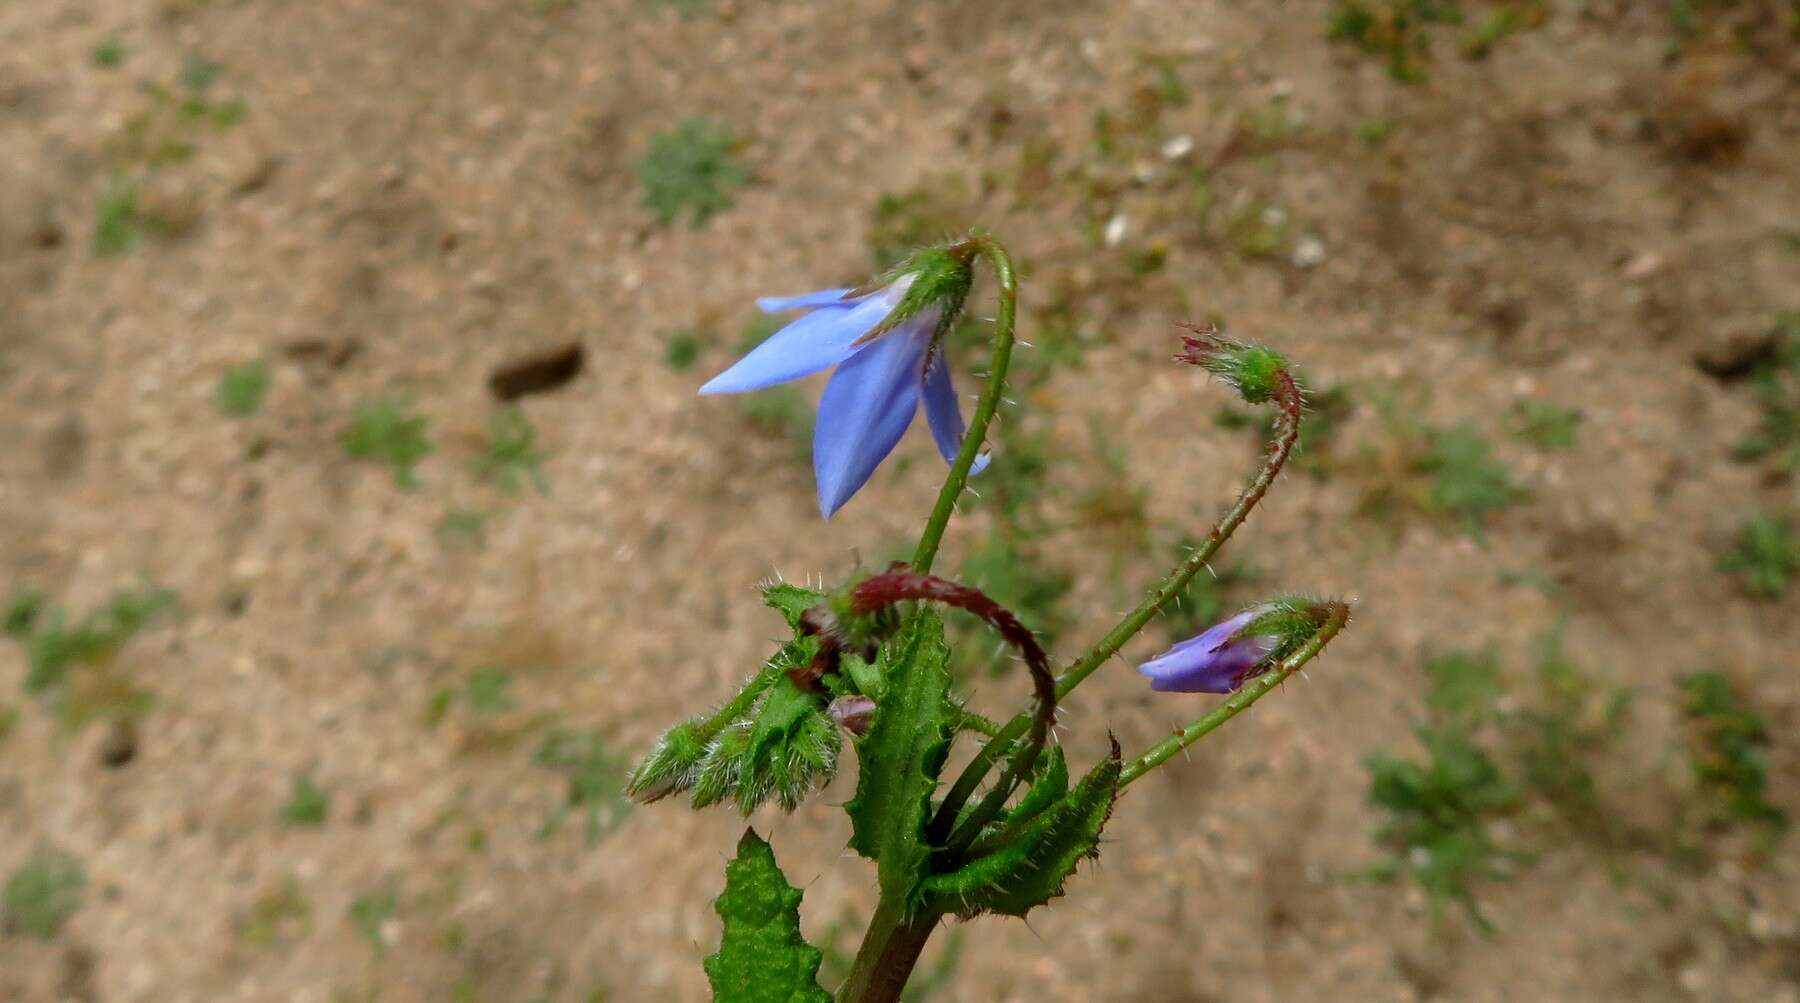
{"left": 1137, "top": 597, "right": 1332, "bottom": 694}
{"left": 828, "top": 695, "right": 877, "bottom": 736}
{"left": 625, "top": 719, "right": 708, "bottom": 804}
{"left": 1176, "top": 326, "right": 1292, "bottom": 406}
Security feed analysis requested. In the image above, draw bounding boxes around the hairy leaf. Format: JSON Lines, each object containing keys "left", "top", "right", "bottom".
{"left": 704, "top": 830, "right": 832, "bottom": 1003}
{"left": 845, "top": 612, "right": 954, "bottom": 910}
{"left": 924, "top": 741, "right": 1120, "bottom": 918}
{"left": 762, "top": 582, "right": 824, "bottom": 630}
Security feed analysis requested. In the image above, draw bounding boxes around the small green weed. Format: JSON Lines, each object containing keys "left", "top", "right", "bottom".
{"left": 3, "top": 846, "right": 87, "bottom": 941}
{"left": 472, "top": 409, "right": 548, "bottom": 494}
{"left": 114, "top": 56, "right": 247, "bottom": 171}
{"left": 1364, "top": 727, "right": 1520, "bottom": 930}
{"left": 1328, "top": 2, "right": 1540, "bottom": 81}
{"left": 665, "top": 329, "right": 704, "bottom": 371}
{"left": 278, "top": 772, "right": 331, "bottom": 827}
{"left": 349, "top": 879, "right": 399, "bottom": 954}
{"left": 1508, "top": 397, "right": 1580, "bottom": 451}
{"left": 92, "top": 35, "right": 127, "bottom": 68}
{"left": 635, "top": 117, "right": 747, "bottom": 228}
{"left": 94, "top": 178, "right": 145, "bottom": 257}
{"left": 1680, "top": 670, "right": 1787, "bottom": 837}
{"left": 534, "top": 727, "right": 633, "bottom": 846}
{"left": 3, "top": 587, "right": 47, "bottom": 638}
{"left": 344, "top": 395, "right": 433, "bottom": 490}
{"left": 215, "top": 359, "right": 271, "bottom": 417}
{"left": 465, "top": 666, "right": 516, "bottom": 713}
{"left": 10, "top": 586, "right": 176, "bottom": 731}
{"left": 1717, "top": 515, "right": 1796, "bottom": 599}
{"left": 1418, "top": 423, "right": 1526, "bottom": 539}
{"left": 1364, "top": 641, "right": 1528, "bottom": 929}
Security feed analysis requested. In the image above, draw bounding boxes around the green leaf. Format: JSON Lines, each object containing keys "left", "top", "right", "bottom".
{"left": 761, "top": 582, "right": 823, "bottom": 630}
{"left": 704, "top": 830, "right": 832, "bottom": 1003}
{"left": 844, "top": 612, "right": 954, "bottom": 911}
{"left": 3, "top": 846, "right": 86, "bottom": 940}
{"left": 923, "top": 742, "right": 1120, "bottom": 918}
{"left": 738, "top": 675, "right": 838, "bottom": 813}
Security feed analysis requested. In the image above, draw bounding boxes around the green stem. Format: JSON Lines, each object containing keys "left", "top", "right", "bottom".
{"left": 695, "top": 669, "right": 776, "bottom": 740}
{"left": 837, "top": 897, "right": 940, "bottom": 1003}
{"left": 932, "top": 361, "right": 1305, "bottom": 817}
{"left": 911, "top": 236, "right": 1018, "bottom": 575}
{"left": 1120, "top": 600, "right": 1350, "bottom": 786}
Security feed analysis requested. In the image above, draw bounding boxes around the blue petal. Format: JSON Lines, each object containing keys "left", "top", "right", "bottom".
{"left": 812, "top": 331, "right": 929, "bottom": 518}
{"left": 757, "top": 287, "right": 857, "bottom": 313}
{"left": 1165, "top": 608, "right": 1258, "bottom": 656}
{"left": 921, "top": 352, "right": 992, "bottom": 475}
{"left": 699, "top": 294, "right": 896, "bottom": 395}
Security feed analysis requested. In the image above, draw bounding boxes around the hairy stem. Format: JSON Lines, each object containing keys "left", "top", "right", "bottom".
{"left": 694, "top": 669, "right": 776, "bottom": 740}
{"left": 837, "top": 897, "right": 939, "bottom": 1003}
{"left": 911, "top": 236, "right": 1018, "bottom": 575}
{"left": 1120, "top": 600, "right": 1350, "bottom": 785}
{"left": 934, "top": 334, "right": 1307, "bottom": 811}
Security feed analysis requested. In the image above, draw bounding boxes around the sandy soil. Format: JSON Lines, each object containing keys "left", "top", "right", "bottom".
{"left": 2, "top": 1, "right": 1797, "bottom": 1001}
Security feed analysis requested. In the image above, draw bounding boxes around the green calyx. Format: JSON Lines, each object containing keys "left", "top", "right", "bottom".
{"left": 1212, "top": 344, "right": 1290, "bottom": 405}
{"left": 1238, "top": 596, "right": 1335, "bottom": 663}
{"left": 864, "top": 244, "right": 974, "bottom": 346}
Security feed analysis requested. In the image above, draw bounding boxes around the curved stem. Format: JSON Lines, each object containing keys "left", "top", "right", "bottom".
{"left": 934, "top": 336, "right": 1306, "bottom": 810}
{"left": 911, "top": 236, "right": 1018, "bottom": 575}
{"left": 848, "top": 566, "right": 1056, "bottom": 847}
{"left": 1120, "top": 600, "right": 1350, "bottom": 785}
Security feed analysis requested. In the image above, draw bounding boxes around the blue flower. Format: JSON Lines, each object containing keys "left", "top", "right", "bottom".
{"left": 1136, "top": 606, "right": 1282, "bottom": 693}
{"left": 701, "top": 255, "right": 988, "bottom": 518}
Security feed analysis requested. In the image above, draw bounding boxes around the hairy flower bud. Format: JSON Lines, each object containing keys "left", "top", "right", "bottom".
{"left": 625, "top": 719, "right": 709, "bottom": 804}
{"left": 828, "top": 695, "right": 877, "bottom": 736}
{"left": 1137, "top": 597, "right": 1334, "bottom": 693}
{"left": 1175, "top": 325, "right": 1295, "bottom": 406}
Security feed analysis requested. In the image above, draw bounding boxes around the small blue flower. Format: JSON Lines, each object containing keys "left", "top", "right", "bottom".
{"left": 1137, "top": 606, "right": 1282, "bottom": 693}
{"left": 701, "top": 256, "right": 988, "bottom": 518}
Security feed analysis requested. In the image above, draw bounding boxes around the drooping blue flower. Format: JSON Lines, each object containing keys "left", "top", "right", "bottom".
{"left": 700, "top": 249, "right": 988, "bottom": 518}
{"left": 1137, "top": 606, "right": 1282, "bottom": 693}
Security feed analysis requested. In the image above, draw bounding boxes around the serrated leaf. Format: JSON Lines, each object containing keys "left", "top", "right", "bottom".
{"left": 704, "top": 830, "right": 832, "bottom": 1003}
{"left": 923, "top": 741, "right": 1120, "bottom": 918}
{"left": 762, "top": 583, "right": 824, "bottom": 629}
{"left": 845, "top": 612, "right": 954, "bottom": 911}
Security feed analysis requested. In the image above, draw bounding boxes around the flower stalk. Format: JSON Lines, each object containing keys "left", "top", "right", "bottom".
{"left": 930, "top": 324, "right": 1308, "bottom": 822}
{"left": 910, "top": 236, "right": 1017, "bottom": 574}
